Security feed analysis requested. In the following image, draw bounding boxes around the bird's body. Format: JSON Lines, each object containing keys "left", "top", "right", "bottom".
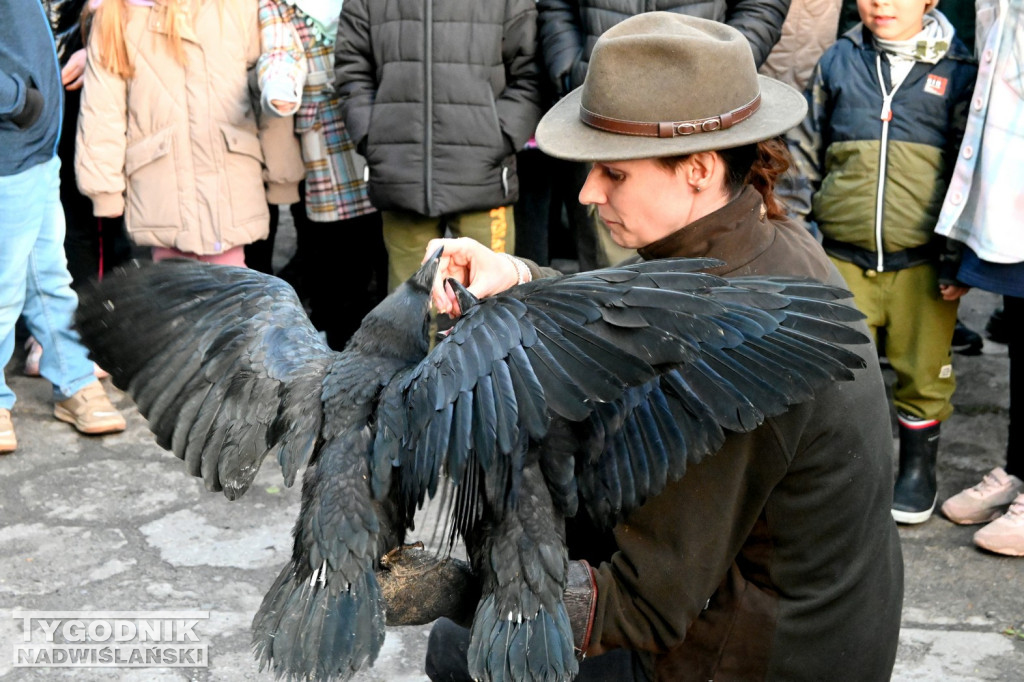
{"left": 76, "top": 255, "right": 870, "bottom": 681}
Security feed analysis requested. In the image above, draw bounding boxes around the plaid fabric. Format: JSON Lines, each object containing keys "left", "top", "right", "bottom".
{"left": 258, "top": 0, "right": 375, "bottom": 221}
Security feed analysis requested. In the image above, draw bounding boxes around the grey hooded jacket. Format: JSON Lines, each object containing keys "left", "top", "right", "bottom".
{"left": 0, "top": 0, "right": 62, "bottom": 176}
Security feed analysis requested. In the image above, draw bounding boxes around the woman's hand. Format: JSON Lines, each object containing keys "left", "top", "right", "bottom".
{"left": 423, "top": 237, "right": 521, "bottom": 317}
{"left": 62, "top": 49, "right": 87, "bottom": 90}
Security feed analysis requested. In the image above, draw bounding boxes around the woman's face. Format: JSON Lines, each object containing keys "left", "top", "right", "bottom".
{"left": 579, "top": 158, "right": 699, "bottom": 249}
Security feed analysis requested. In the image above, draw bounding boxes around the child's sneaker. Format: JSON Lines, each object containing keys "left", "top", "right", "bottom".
{"left": 941, "top": 468, "right": 1024, "bottom": 524}
{"left": 53, "top": 381, "right": 126, "bottom": 435}
{"left": 973, "top": 494, "right": 1024, "bottom": 557}
{"left": 0, "top": 408, "right": 16, "bottom": 454}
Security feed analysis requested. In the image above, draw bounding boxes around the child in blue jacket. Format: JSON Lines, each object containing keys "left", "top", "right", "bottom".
{"left": 788, "top": 0, "right": 977, "bottom": 524}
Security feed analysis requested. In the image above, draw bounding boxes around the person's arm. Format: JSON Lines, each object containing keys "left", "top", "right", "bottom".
{"left": 536, "top": 0, "right": 584, "bottom": 95}
{"left": 724, "top": 0, "right": 792, "bottom": 67}
{"left": 257, "top": 0, "right": 307, "bottom": 117}
{"left": 334, "top": 0, "right": 377, "bottom": 155}
{"left": 75, "top": 37, "right": 128, "bottom": 217}
{"left": 496, "top": 0, "right": 544, "bottom": 151}
{"left": 250, "top": 0, "right": 304, "bottom": 204}
{"left": 0, "top": 70, "right": 44, "bottom": 128}
{"left": 586, "top": 427, "right": 787, "bottom": 657}
{"left": 782, "top": 58, "right": 831, "bottom": 222}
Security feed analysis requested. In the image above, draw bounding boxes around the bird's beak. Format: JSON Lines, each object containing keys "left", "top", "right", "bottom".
{"left": 410, "top": 245, "right": 444, "bottom": 292}
{"left": 445, "top": 278, "right": 479, "bottom": 313}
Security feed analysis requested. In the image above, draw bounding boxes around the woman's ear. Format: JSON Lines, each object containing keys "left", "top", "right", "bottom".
{"left": 684, "top": 151, "right": 718, "bottom": 192}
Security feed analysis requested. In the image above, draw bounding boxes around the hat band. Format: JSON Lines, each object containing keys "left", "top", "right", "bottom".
{"left": 579, "top": 93, "right": 761, "bottom": 138}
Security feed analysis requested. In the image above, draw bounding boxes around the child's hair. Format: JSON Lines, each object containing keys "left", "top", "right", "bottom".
{"left": 85, "top": 0, "right": 193, "bottom": 78}
{"left": 656, "top": 137, "right": 793, "bottom": 220}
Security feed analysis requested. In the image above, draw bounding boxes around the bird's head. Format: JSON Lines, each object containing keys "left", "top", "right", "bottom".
{"left": 346, "top": 247, "right": 442, "bottom": 360}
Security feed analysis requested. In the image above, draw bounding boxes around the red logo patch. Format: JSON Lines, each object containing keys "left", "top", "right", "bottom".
{"left": 924, "top": 75, "right": 948, "bottom": 96}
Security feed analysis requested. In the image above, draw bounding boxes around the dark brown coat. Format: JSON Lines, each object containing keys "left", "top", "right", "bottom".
{"left": 538, "top": 187, "right": 904, "bottom": 681}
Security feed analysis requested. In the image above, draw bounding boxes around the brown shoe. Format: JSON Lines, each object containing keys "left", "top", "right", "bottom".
{"left": 0, "top": 408, "right": 16, "bottom": 454}
{"left": 54, "top": 381, "right": 126, "bottom": 435}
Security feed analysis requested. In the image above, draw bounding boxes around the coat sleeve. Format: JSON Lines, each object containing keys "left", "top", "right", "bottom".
{"left": 497, "top": 0, "right": 544, "bottom": 150}
{"left": 334, "top": 0, "right": 376, "bottom": 155}
{"left": 586, "top": 426, "right": 789, "bottom": 657}
{"left": 782, "top": 58, "right": 831, "bottom": 222}
{"left": 724, "top": 0, "right": 792, "bottom": 67}
{"left": 250, "top": 1, "right": 304, "bottom": 204}
{"left": 537, "top": 0, "right": 584, "bottom": 96}
{"left": 257, "top": 0, "right": 308, "bottom": 117}
{"left": 75, "top": 34, "right": 128, "bottom": 218}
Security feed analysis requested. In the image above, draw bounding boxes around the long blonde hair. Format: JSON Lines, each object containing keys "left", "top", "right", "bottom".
{"left": 86, "top": 0, "right": 195, "bottom": 78}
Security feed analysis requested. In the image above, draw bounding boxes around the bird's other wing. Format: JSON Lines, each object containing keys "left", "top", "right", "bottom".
{"left": 375, "top": 257, "right": 870, "bottom": 527}
{"left": 75, "top": 260, "right": 335, "bottom": 500}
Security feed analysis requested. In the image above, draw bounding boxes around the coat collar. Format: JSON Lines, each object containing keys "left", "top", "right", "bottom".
{"left": 637, "top": 185, "right": 772, "bottom": 276}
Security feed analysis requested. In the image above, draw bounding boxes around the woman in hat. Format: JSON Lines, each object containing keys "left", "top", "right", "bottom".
{"left": 413, "top": 13, "right": 903, "bottom": 682}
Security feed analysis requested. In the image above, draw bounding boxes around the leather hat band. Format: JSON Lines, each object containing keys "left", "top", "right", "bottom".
{"left": 579, "top": 93, "right": 761, "bottom": 138}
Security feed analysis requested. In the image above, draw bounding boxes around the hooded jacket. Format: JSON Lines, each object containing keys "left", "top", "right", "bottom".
{"left": 789, "top": 23, "right": 977, "bottom": 272}
{"left": 0, "top": 0, "right": 63, "bottom": 176}
{"left": 334, "top": 0, "right": 543, "bottom": 217}
{"left": 525, "top": 187, "right": 904, "bottom": 681}
{"left": 75, "top": 0, "right": 303, "bottom": 255}
{"left": 536, "top": 0, "right": 792, "bottom": 96}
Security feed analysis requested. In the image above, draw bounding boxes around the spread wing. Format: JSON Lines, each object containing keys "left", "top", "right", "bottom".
{"left": 373, "top": 257, "right": 868, "bottom": 528}
{"left": 75, "top": 260, "right": 336, "bottom": 499}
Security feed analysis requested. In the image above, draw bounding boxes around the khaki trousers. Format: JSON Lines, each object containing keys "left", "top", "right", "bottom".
{"left": 382, "top": 207, "right": 514, "bottom": 292}
{"left": 832, "top": 258, "right": 958, "bottom": 422}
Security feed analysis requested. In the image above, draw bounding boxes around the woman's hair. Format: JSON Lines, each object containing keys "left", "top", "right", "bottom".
{"left": 657, "top": 137, "right": 793, "bottom": 220}
{"left": 85, "top": 0, "right": 193, "bottom": 79}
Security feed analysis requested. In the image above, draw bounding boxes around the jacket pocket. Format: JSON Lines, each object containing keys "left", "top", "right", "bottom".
{"left": 124, "top": 127, "right": 181, "bottom": 231}
{"left": 220, "top": 123, "right": 267, "bottom": 225}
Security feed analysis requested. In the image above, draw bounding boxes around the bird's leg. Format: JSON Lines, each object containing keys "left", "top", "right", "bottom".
{"left": 466, "top": 463, "right": 578, "bottom": 682}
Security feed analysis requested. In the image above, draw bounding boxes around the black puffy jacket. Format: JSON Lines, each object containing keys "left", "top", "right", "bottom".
{"left": 335, "top": 0, "right": 543, "bottom": 217}
{"left": 538, "top": 0, "right": 791, "bottom": 95}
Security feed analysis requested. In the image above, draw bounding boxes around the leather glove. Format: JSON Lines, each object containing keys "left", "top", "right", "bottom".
{"left": 377, "top": 543, "right": 480, "bottom": 627}
{"left": 378, "top": 544, "right": 598, "bottom": 658}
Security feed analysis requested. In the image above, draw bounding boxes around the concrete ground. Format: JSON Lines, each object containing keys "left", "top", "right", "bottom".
{"left": 1, "top": 248, "right": 1022, "bottom": 680}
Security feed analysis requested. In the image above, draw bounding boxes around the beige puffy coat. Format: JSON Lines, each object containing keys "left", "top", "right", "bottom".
{"left": 759, "top": 0, "right": 841, "bottom": 92}
{"left": 76, "top": 0, "right": 303, "bottom": 255}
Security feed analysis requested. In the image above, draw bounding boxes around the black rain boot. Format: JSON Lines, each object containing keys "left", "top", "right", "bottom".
{"left": 892, "top": 416, "right": 940, "bottom": 524}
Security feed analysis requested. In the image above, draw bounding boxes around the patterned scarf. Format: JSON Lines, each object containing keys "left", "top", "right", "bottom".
{"left": 873, "top": 10, "right": 956, "bottom": 65}
{"left": 283, "top": 0, "right": 344, "bottom": 46}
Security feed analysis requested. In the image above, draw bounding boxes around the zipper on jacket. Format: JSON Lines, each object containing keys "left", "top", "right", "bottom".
{"left": 872, "top": 54, "right": 906, "bottom": 272}
{"left": 424, "top": 0, "right": 434, "bottom": 215}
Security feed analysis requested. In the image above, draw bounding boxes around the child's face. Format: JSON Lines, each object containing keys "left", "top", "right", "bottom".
{"left": 858, "top": 0, "right": 930, "bottom": 41}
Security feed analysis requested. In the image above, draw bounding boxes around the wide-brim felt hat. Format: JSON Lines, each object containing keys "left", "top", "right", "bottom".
{"left": 536, "top": 12, "right": 808, "bottom": 162}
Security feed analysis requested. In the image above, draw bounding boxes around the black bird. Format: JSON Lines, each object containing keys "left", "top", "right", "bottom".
{"left": 74, "top": 253, "right": 869, "bottom": 682}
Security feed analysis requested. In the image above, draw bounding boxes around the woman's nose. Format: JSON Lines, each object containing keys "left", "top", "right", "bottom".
{"left": 578, "top": 166, "right": 604, "bottom": 205}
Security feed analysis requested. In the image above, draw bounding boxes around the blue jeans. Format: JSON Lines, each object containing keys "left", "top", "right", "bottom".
{"left": 0, "top": 156, "right": 97, "bottom": 410}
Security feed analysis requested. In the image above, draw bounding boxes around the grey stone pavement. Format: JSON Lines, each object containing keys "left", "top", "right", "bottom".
{"left": 1, "top": 259, "right": 1022, "bottom": 680}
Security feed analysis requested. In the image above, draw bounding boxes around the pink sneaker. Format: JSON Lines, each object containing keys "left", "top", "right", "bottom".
{"left": 23, "top": 337, "right": 41, "bottom": 376}
{"left": 21, "top": 337, "right": 110, "bottom": 380}
{"left": 973, "top": 494, "right": 1024, "bottom": 557}
{"left": 941, "top": 467, "right": 1024, "bottom": 525}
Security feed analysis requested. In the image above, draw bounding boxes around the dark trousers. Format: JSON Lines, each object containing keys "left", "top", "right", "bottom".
{"left": 1006, "top": 295, "right": 1022, "bottom": 478}
{"left": 60, "top": 87, "right": 132, "bottom": 288}
{"left": 424, "top": 617, "right": 648, "bottom": 682}
{"left": 248, "top": 191, "right": 386, "bottom": 351}
{"left": 512, "top": 149, "right": 593, "bottom": 269}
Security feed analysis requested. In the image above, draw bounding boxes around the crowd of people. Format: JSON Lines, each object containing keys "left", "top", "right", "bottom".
{"left": 1, "top": 0, "right": 1021, "bottom": 678}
